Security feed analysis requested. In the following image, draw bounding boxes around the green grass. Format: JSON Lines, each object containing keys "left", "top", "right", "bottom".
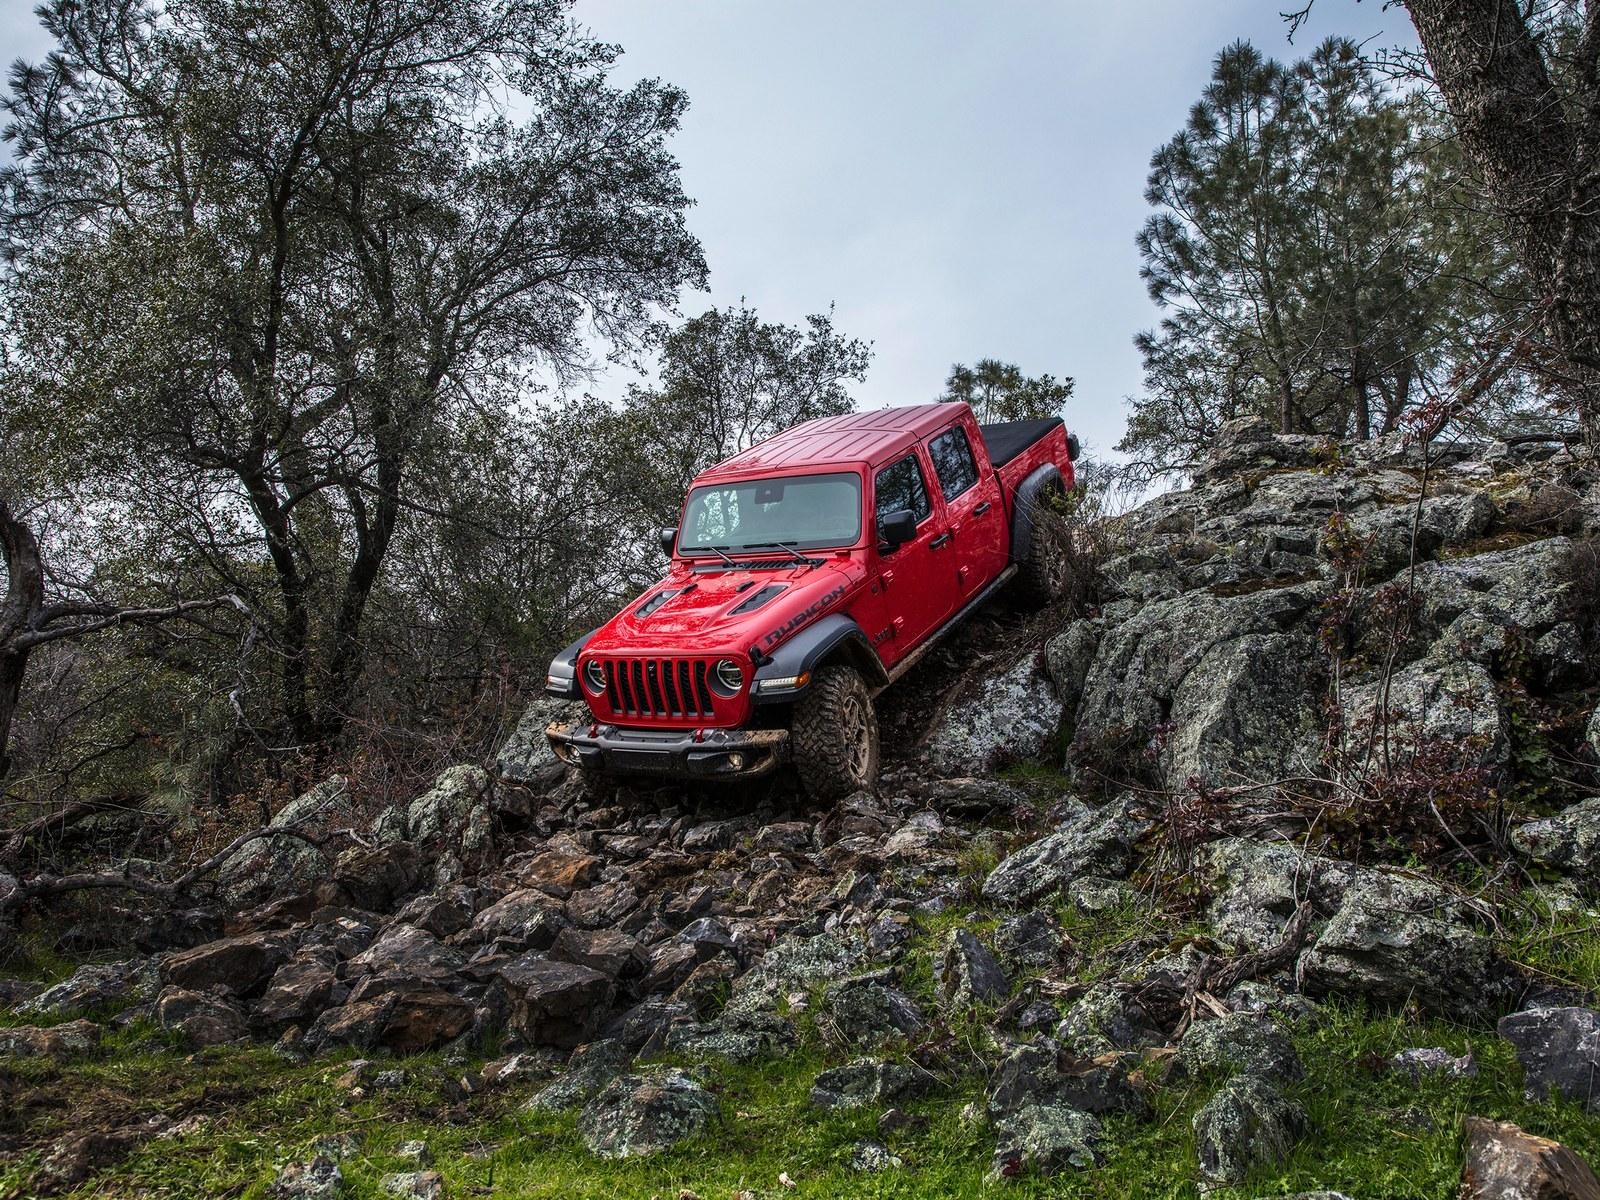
{"left": 5, "top": 906, "right": 1600, "bottom": 1197}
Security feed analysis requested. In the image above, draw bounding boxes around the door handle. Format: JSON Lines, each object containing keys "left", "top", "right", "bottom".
{"left": 929, "top": 532, "right": 953, "bottom": 550}
{"left": 974, "top": 501, "right": 991, "bottom": 516}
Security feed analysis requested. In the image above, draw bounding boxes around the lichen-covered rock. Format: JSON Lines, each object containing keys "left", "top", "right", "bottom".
{"left": 989, "top": 1102, "right": 1102, "bottom": 1181}
{"left": 392, "top": 765, "right": 495, "bottom": 883}
{"left": 1193, "top": 1074, "right": 1305, "bottom": 1185}
{"left": 1513, "top": 797, "right": 1600, "bottom": 883}
{"left": 1498, "top": 1007, "right": 1600, "bottom": 1110}
{"left": 1054, "top": 985, "right": 1156, "bottom": 1057}
{"left": 216, "top": 776, "right": 350, "bottom": 908}
{"left": 1072, "top": 582, "right": 1328, "bottom": 790}
{"left": 981, "top": 797, "right": 1142, "bottom": 906}
{"left": 577, "top": 1069, "right": 718, "bottom": 1158}
{"left": 924, "top": 654, "right": 1062, "bottom": 775}
{"left": 1339, "top": 656, "right": 1506, "bottom": 765}
{"left": 719, "top": 932, "right": 864, "bottom": 1026}
{"left": 822, "top": 975, "right": 924, "bottom": 1047}
{"left": 1391, "top": 1047, "right": 1476, "bottom": 1080}
{"left": 849, "top": 1140, "right": 904, "bottom": 1172}
{"left": 1177, "top": 1013, "right": 1304, "bottom": 1085}
{"left": 18, "top": 957, "right": 161, "bottom": 1018}
{"left": 809, "top": 1058, "right": 927, "bottom": 1110}
{"left": 993, "top": 910, "right": 1065, "bottom": 973}
{"left": 1460, "top": 1116, "right": 1600, "bottom": 1200}
{"left": 1044, "top": 619, "right": 1101, "bottom": 723}
{"left": 0, "top": 1018, "right": 101, "bottom": 1060}
{"left": 1330, "top": 491, "right": 1494, "bottom": 579}
{"left": 937, "top": 929, "right": 1009, "bottom": 1009}
{"left": 496, "top": 695, "right": 585, "bottom": 784}
{"left": 270, "top": 1155, "right": 343, "bottom": 1198}
{"left": 528, "top": 1039, "right": 632, "bottom": 1112}
{"left": 987, "top": 1042, "right": 1147, "bottom": 1118}
{"left": 379, "top": 1170, "right": 444, "bottom": 1200}
{"left": 1299, "top": 874, "right": 1517, "bottom": 1022}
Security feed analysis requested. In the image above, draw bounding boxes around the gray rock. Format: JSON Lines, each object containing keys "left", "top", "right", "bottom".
{"left": 1460, "top": 1116, "right": 1600, "bottom": 1200}
{"left": 809, "top": 1058, "right": 927, "bottom": 1110}
{"left": 937, "top": 929, "right": 1009, "bottom": 1009}
{"left": 397, "top": 766, "right": 494, "bottom": 883}
{"left": 1193, "top": 1074, "right": 1305, "bottom": 1185}
{"left": 1589, "top": 706, "right": 1600, "bottom": 763}
{"left": 0, "top": 1018, "right": 101, "bottom": 1059}
{"left": 155, "top": 987, "right": 248, "bottom": 1047}
{"left": 822, "top": 975, "right": 924, "bottom": 1047}
{"left": 989, "top": 1102, "right": 1102, "bottom": 1180}
{"left": 1498, "top": 1007, "right": 1600, "bottom": 1109}
{"left": 497, "top": 955, "right": 614, "bottom": 1049}
{"left": 17, "top": 958, "right": 160, "bottom": 1017}
{"left": 719, "top": 932, "right": 864, "bottom": 1026}
{"left": 379, "top": 1171, "right": 443, "bottom": 1200}
{"left": 577, "top": 1069, "right": 718, "bottom": 1159}
{"left": 271, "top": 1156, "right": 343, "bottom": 1198}
{"left": 1044, "top": 619, "right": 1101, "bottom": 722}
{"left": 1054, "top": 985, "right": 1156, "bottom": 1057}
{"left": 1340, "top": 656, "right": 1505, "bottom": 765}
{"left": 496, "top": 695, "right": 584, "bottom": 784}
{"left": 663, "top": 1017, "right": 794, "bottom": 1063}
{"left": 1329, "top": 491, "right": 1494, "bottom": 579}
{"left": 987, "top": 1041, "right": 1148, "bottom": 1118}
{"left": 981, "top": 797, "right": 1142, "bottom": 906}
{"left": 1071, "top": 583, "right": 1329, "bottom": 790}
{"left": 1390, "top": 1046, "right": 1476, "bottom": 1080}
{"left": 849, "top": 1140, "right": 903, "bottom": 1172}
{"left": 924, "top": 654, "right": 1063, "bottom": 776}
{"left": 993, "top": 911, "right": 1064, "bottom": 973}
{"left": 217, "top": 777, "right": 350, "bottom": 908}
{"left": 1177, "top": 1013, "right": 1304, "bottom": 1085}
{"left": 527, "top": 1038, "right": 632, "bottom": 1111}
{"left": 1299, "top": 874, "right": 1516, "bottom": 1022}
{"left": 1513, "top": 797, "right": 1600, "bottom": 883}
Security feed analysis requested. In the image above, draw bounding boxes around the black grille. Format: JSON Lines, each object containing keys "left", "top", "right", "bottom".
{"left": 604, "top": 658, "right": 716, "bottom": 719}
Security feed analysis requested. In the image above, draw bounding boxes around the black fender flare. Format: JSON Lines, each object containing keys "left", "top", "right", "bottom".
{"left": 752, "top": 613, "right": 887, "bottom": 702}
{"left": 545, "top": 630, "right": 595, "bottom": 699}
{"left": 1009, "top": 463, "right": 1065, "bottom": 564}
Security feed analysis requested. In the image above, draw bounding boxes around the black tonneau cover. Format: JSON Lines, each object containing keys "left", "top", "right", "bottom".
{"left": 978, "top": 417, "right": 1064, "bottom": 469}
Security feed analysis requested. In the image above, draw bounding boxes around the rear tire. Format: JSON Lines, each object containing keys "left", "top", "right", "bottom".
{"left": 792, "top": 664, "right": 880, "bottom": 800}
{"left": 1017, "top": 481, "right": 1072, "bottom": 605}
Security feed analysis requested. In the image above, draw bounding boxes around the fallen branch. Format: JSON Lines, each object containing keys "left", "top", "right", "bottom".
{"left": 0, "top": 822, "right": 324, "bottom": 920}
{"left": 1174, "top": 901, "right": 1316, "bottom": 1039}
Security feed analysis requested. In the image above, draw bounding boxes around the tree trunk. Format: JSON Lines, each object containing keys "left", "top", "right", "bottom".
{"left": 1405, "top": 0, "right": 1600, "bottom": 440}
{"left": 0, "top": 498, "right": 45, "bottom": 781}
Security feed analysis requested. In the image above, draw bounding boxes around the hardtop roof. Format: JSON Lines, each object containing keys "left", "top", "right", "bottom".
{"left": 694, "top": 402, "right": 969, "bottom": 484}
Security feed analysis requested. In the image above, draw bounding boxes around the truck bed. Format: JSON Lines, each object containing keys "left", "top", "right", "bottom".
{"left": 978, "top": 418, "right": 1066, "bottom": 468}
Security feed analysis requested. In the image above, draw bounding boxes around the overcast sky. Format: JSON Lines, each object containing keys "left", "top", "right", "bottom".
{"left": 2, "top": 1, "right": 1417, "bottom": 456}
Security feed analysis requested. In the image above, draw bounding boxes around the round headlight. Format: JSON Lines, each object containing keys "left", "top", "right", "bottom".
{"left": 710, "top": 658, "right": 744, "bottom": 696}
{"left": 581, "top": 659, "right": 607, "bottom": 695}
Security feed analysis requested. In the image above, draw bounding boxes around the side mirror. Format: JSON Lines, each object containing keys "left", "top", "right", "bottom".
{"left": 877, "top": 509, "right": 917, "bottom": 551}
{"left": 658, "top": 526, "right": 677, "bottom": 557}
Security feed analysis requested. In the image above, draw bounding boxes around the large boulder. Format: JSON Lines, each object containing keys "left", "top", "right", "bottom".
{"left": 1299, "top": 875, "right": 1517, "bottom": 1022}
{"left": 1330, "top": 491, "right": 1494, "bottom": 580}
{"left": 496, "top": 695, "right": 585, "bottom": 785}
{"left": 1461, "top": 1116, "right": 1600, "bottom": 1200}
{"left": 924, "top": 654, "right": 1063, "bottom": 776}
{"left": 163, "top": 931, "right": 296, "bottom": 998}
{"left": 215, "top": 777, "right": 350, "bottom": 908}
{"left": 1339, "top": 656, "right": 1506, "bottom": 765}
{"left": 496, "top": 955, "right": 614, "bottom": 1049}
{"left": 577, "top": 1069, "right": 718, "bottom": 1159}
{"left": 1071, "top": 583, "right": 1328, "bottom": 790}
{"left": 1176, "top": 1013, "right": 1303, "bottom": 1085}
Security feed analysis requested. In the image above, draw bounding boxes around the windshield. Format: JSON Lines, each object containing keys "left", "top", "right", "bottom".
{"left": 678, "top": 472, "right": 863, "bottom": 554}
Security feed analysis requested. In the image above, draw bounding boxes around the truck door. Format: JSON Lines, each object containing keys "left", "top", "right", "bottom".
{"left": 926, "top": 418, "right": 1007, "bottom": 600}
{"left": 863, "top": 449, "right": 950, "bottom": 668}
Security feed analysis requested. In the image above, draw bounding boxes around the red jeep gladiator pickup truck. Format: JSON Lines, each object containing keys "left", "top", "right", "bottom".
{"left": 544, "top": 402, "right": 1079, "bottom": 799}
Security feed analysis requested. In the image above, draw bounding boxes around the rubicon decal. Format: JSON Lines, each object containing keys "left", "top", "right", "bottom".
{"left": 760, "top": 584, "right": 846, "bottom": 650}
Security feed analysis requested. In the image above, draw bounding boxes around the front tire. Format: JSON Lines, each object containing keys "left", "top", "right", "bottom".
{"left": 792, "top": 664, "right": 880, "bottom": 800}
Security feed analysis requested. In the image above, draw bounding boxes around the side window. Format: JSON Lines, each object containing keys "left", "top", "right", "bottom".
{"left": 874, "top": 454, "right": 932, "bottom": 524}
{"left": 928, "top": 425, "right": 979, "bottom": 501}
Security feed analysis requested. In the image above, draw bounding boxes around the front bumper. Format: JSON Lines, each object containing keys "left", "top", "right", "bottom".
{"left": 545, "top": 721, "right": 790, "bottom": 780}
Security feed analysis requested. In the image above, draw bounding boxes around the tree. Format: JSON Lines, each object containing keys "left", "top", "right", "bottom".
{"left": 938, "top": 359, "right": 1075, "bottom": 424}
{"left": 616, "top": 304, "right": 873, "bottom": 531}
{"left": 1125, "top": 37, "right": 1537, "bottom": 477}
{"left": 1399, "top": 0, "right": 1600, "bottom": 442}
{"left": 0, "top": 0, "right": 707, "bottom": 747}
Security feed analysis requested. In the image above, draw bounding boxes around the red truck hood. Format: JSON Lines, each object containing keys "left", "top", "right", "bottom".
{"left": 584, "top": 558, "right": 863, "bottom": 661}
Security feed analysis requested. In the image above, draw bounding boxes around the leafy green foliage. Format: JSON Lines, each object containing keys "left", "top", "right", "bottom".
{"left": 938, "top": 360, "right": 1074, "bottom": 425}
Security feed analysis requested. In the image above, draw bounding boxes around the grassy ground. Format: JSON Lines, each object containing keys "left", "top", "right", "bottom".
{"left": 3, "top": 901, "right": 1598, "bottom": 1199}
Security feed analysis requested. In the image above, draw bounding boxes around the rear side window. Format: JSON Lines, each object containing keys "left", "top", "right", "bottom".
{"left": 928, "top": 425, "right": 979, "bottom": 501}
{"left": 874, "top": 454, "right": 932, "bottom": 524}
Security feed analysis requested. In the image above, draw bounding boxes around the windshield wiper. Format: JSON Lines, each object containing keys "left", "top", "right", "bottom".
{"left": 687, "top": 544, "right": 739, "bottom": 567}
{"left": 741, "top": 541, "right": 817, "bottom": 570}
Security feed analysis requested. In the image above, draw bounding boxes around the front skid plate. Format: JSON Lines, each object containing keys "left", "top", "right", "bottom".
{"left": 546, "top": 721, "right": 790, "bottom": 780}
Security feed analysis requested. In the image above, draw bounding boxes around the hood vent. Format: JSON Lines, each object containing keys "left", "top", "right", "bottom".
{"left": 729, "top": 584, "right": 787, "bottom": 615}
{"left": 634, "top": 588, "right": 678, "bottom": 619}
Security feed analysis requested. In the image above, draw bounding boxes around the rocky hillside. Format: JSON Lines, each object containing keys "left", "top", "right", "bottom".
{"left": 2, "top": 420, "right": 1600, "bottom": 1199}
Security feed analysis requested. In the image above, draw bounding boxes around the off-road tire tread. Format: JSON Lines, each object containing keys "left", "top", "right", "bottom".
{"left": 1017, "top": 483, "right": 1070, "bottom": 605}
{"left": 792, "top": 664, "right": 879, "bottom": 800}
